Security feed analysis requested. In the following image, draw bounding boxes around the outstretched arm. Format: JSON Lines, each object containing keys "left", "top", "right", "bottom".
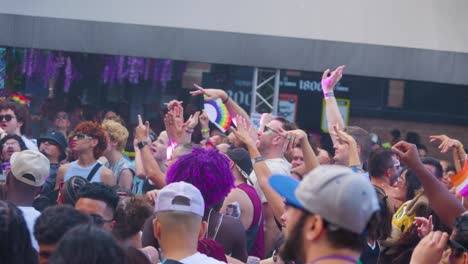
{"left": 135, "top": 115, "right": 166, "bottom": 188}
{"left": 334, "top": 125, "right": 361, "bottom": 169}
{"left": 322, "top": 66, "right": 345, "bottom": 145}
{"left": 191, "top": 84, "right": 251, "bottom": 125}
{"left": 233, "top": 116, "right": 285, "bottom": 221}
{"left": 392, "top": 141, "right": 465, "bottom": 226}
{"left": 429, "top": 135, "right": 466, "bottom": 172}
{"left": 282, "top": 129, "right": 319, "bottom": 174}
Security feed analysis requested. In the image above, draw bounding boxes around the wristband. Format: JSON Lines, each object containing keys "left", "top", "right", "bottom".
{"left": 457, "top": 145, "right": 464, "bottom": 151}
{"left": 222, "top": 96, "right": 230, "bottom": 104}
{"left": 137, "top": 141, "right": 149, "bottom": 149}
{"left": 324, "top": 92, "right": 335, "bottom": 98}
{"left": 185, "top": 129, "right": 194, "bottom": 134}
{"left": 252, "top": 156, "right": 265, "bottom": 164}
{"left": 201, "top": 128, "right": 210, "bottom": 134}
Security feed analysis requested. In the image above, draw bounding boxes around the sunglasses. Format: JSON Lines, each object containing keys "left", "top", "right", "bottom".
{"left": 263, "top": 125, "right": 281, "bottom": 136}
{"left": 74, "top": 134, "right": 94, "bottom": 140}
{"left": 0, "top": 114, "right": 15, "bottom": 122}
{"left": 3, "top": 142, "right": 19, "bottom": 148}
{"left": 90, "top": 214, "right": 113, "bottom": 226}
{"left": 149, "top": 134, "right": 157, "bottom": 142}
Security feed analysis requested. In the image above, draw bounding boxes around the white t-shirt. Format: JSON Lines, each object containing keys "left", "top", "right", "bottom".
{"left": 178, "top": 252, "right": 226, "bottom": 264}
{"left": 249, "top": 158, "right": 291, "bottom": 203}
{"left": 19, "top": 206, "right": 41, "bottom": 251}
{"left": 21, "top": 136, "right": 38, "bottom": 151}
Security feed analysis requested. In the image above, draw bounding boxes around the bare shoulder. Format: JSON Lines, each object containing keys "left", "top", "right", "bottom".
{"left": 100, "top": 166, "right": 114, "bottom": 178}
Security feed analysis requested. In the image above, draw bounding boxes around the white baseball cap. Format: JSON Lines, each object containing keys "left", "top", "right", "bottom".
{"left": 155, "top": 182, "right": 205, "bottom": 217}
{"left": 11, "top": 150, "right": 50, "bottom": 187}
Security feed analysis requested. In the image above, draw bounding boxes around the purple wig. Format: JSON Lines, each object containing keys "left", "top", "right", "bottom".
{"left": 166, "top": 148, "right": 235, "bottom": 210}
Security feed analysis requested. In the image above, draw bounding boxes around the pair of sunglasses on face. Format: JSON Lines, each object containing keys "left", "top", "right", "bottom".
{"left": 74, "top": 134, "right": 94, "bottom": 140}
{"left": 0, "top": 114, "right": 15, "bottom": 122}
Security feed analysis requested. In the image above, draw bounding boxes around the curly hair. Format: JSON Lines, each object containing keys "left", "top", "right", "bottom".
{"left": 166, "top": 147, "right": 235, "bottom": 211}
{"left": 112, "top": 197, "right": 153, "bottom": 241}
{"left": 0, "top": 100, "right": 30, "bottom": 135}
{"left": 102, "top": 120, "right": 129, "bottom": 151}
{"left": 0, "top": 134, "right": 28, "bottom": 151}
{"left": 74, "top": 121, "right": 108, "bottom": 159}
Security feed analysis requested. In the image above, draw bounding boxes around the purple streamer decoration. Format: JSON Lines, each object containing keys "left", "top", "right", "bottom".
{"left": 44, "top": 52, "right": 54, "bottom": 85}
{"left": 63, "top": 56, "right": 72, "bottom": 92}
{"left": 117, "top": 56, "right": 126, "bottom": 84}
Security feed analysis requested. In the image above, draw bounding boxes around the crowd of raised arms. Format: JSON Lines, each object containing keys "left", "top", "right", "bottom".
{"left": 0, "top": 66, "right": 467, "bottom": 264}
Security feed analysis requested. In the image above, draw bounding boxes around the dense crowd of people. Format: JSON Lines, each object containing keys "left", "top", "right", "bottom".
{"left": 0, "top": 66, "right": 467, "bottom": 264}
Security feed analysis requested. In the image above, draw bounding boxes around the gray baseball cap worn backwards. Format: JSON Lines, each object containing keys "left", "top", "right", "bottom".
{"left": 155, "top": 181, "right": 205, "bottom": 217}
{"left": 269, "top": 165, "right": 380, "bottom": 234}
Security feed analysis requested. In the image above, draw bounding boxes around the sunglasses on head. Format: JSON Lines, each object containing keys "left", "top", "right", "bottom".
{"left": 0, "top": 114, "right": 15, "bottom": 122}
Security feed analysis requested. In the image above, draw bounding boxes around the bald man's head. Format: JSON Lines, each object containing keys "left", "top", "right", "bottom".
{"left": 153, "top": 211, "right": 205, "bottom": 244}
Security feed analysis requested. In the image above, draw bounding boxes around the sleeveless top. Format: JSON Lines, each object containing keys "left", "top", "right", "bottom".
{"left": 237, "top": 183, "right": 265, "bottom": 259}
{"left": 197, "top": 238, "right": 228, "bottom": 263}
{"left": 104, "top": 158, "right": 134, "bottom": 185}
{"left": 63, "top": 161, "right": 104, "bottom": 183}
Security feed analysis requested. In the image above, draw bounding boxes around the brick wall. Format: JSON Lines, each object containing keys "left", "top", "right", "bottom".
{"left": 349, "top": 117, "right": 468, "bottom": 161}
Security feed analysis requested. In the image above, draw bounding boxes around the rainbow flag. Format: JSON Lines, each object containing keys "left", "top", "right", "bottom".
{"left": 204, "top": 97, "right": 231, "bottom": 133}
{"left": 451, "top": 159, "right": 468, "bottom": 197}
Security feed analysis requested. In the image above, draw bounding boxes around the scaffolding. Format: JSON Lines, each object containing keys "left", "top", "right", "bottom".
{"left": 250, "top": 68, "right": 280, "bottom": 116}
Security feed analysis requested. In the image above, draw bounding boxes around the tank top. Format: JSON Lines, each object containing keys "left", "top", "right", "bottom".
{"left": 104, "top": 158, "right": 134, "bottom": 185}
{"left": 63, "top": 161, "right": 104, "bottom": 183}
{"left": 237, "top": 183, "right": 265, "bottom": 259}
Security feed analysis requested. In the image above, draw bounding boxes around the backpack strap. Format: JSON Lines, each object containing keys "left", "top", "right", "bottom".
{"left": 86, "top": 162, "right": 102, "bottom": 181}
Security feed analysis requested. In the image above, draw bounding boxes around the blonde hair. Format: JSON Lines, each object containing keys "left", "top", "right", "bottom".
{"left": 102, "top": 120, "right": 129, "bottom": 151}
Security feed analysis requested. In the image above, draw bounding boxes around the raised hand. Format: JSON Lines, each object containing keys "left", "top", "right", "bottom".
{"left": 164, "top": 110, "right": 186, "bottom": 144}
{"left": 281, "top": 129, "right": 307, "bottom": 152}
{"left": 334, "top": 125, "right": 357, "bottom": 147}
{"left": 392, "top": 141, "right": 422, "bottom": 169}
{"left": 410, "top": 231, "right": 449, "bottom": 264}
{"left": 199, "top": 109, "right": 209, "bottom": 128}
{"left": 190, "top": 84, "right": 228, "bottom": 102}
{"left": 185, "top": 111, "right": 200, "bottom": 130}
{"left": 164, "top": 100, "right": 183, "bottom": 111}
{"left": 413, "top": 215, "right": 433, "bottom": 238}
{"left": 429, "top": 135, "right": 463, "bottom": 153}
{"left": 232, "top": 115, "right": 257, "bottom": 147}
{"left": 135, "top": 114, "right": 150, "bottom": 142}
{"left": 321, "top": 65, "right": 345, "bottom": 94}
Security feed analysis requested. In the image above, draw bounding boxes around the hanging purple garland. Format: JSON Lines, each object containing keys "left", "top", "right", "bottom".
{"left": 117, "top": 56, "right": 126, "bottom": 84}
{"left": 63, "top": 56, "right": 72, "bottom": 92}
{"left": 44, "top": 51, "right": 54, "bottom": 85}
